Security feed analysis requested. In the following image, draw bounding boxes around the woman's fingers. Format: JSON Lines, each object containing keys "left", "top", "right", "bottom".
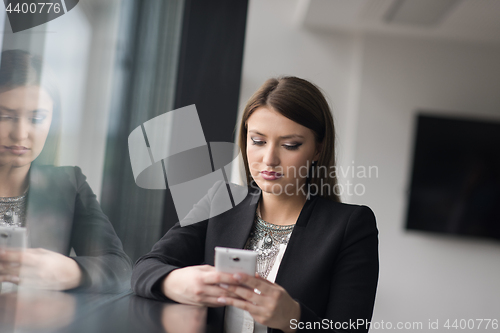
{"left": 0, "top": 249, "right": 42, "bottom": 278}
{"left": 202, "top": 271, "right": 240, "bottom": 285}
{"left": 0, "top": 249, "right": 23, "bottom": 263}
{"left": 203, "top": 271, "right": 272, "bottom": 291}
{"left": 0, "top": 274, "right": 20, "bottom": 284}
{"left": 217, "top": 296, "right": 262, "bottom": 314}
{"left": 182, "top": 285, "right": 245, "bottom": 307}
{"left": 0, "top": 261, "right": 21, "bottom": 276}
{"left": 254, "top": 273, "right": 274, "bottom": 285}
{"left": 0, "top": 250, "right": 28, "bottom": 282}
{"left": 199, "top": 285, "right": 245, "bottom": 300}
{"left": 205, "top": 272, "right": 277, "bottom": 304}
{"left": 220, "top": 283, "right": 265, "bottom": 305}
{"left": 232, "top": 273, "right": 275, "bottom": 294}
{"left": 0, "top": 249, "right": 40, "bottom": 267}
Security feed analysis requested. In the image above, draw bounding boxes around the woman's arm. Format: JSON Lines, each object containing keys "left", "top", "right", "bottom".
{"left": 296, "top": 205, "right": 379, "bottom": 332}
{"left": 131, "top": 220, "right": 209, "bottom": 300}
{"left": 131, "top": 180, "right": 237, "bottom": 303}
{"left": 69, "top": 166, "right": 132, "bottom": 293}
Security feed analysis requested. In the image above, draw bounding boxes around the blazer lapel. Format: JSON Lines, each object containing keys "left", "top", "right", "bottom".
{"left": 204, "top": 185, "right": 261, "bottom": 333}
{"left": 273, "top": 194, "right": 319, "bottom": 294}
{"left": 206, "top": 188, "right": 317, "bottom": 333}
{"left": 204, "top": 184, "right": 261, "bottom": 265}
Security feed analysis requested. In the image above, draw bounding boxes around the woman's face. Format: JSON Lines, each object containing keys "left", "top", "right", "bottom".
{"left": 246, "top": 106, "right": 321, "bottom": 197}
{"left": 0, "top": 86, "right": 53, "bottom": 169}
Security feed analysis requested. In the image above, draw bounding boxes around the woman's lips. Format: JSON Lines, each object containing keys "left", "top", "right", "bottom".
{"left": 261, "top": 171, "right": 283, "bottom": 180}
{"left": 3, "top": 146, "right": 30, "bottom": 155}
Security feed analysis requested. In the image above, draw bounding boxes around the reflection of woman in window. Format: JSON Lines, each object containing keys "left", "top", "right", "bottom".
{"left": 0, "top": 49, "right": 131, "bottom": 292}
{"left": 132, "top": 77, "right": 379, "bottom": 332}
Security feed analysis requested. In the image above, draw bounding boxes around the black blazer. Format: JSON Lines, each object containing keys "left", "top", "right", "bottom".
{"left": 26, "top": 165, "right": 132, "bottom": 292}
{"left": 131, "top": 181, "right": 379, "bottom": 332}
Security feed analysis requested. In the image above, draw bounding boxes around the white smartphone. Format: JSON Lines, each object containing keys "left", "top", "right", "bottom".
{"left": 214, "top": 247, "right": 257, "bottom": 276}
{"left": 0, "top": 227, "right": 27, "bottom": 249}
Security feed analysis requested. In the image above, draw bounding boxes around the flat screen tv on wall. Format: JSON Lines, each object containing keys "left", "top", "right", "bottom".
{"left": 406, "top": 113, "right": 500, "bottom": 241}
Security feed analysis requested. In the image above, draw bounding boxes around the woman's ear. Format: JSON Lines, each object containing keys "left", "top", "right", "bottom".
{"left": 313, "top": 142, "right": 323, "bottom": 162}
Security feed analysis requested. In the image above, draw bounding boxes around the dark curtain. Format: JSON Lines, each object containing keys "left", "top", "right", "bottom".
{"left": 101, "top": 0, "right": 248, "bottom": 262}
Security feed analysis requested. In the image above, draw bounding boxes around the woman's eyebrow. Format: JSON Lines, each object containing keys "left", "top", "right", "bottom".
{"left": 248, "top": 130, "right": 304, "bottom": 139}
{"left": 31, "top": 108, "right": 50, "bottom": 113}
{"left": 0, "top": 106, "right": 16, "bottom": 113}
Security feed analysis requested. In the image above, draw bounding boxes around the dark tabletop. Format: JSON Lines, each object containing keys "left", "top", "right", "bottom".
{"left": 0, "top": 288, "right": 207, "bottom": 333}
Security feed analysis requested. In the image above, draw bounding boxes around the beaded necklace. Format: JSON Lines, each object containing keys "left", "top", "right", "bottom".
{"left": 0, "top": 188, "right": 28, "bottom": 228}
{"left": 244, "top": 206, "right": 294, "bottom": 279}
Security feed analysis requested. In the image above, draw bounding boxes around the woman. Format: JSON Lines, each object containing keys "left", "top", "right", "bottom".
{"left": 0, "top": 49, "right": 131, "bottom": 292}
{"left": 132, "top": 76, "right": 379, "bottom": 332}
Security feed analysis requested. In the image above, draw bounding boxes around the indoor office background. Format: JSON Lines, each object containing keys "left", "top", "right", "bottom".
{"left": 241, "top": 0, "right": 500, "bottom": 330}
{"left": 1, "top": 0, "right": 499, "bottom": 332}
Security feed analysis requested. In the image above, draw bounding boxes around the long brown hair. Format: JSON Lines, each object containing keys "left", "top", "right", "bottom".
{"left": 238, "top": 76, "right": 340, "bottom": 202}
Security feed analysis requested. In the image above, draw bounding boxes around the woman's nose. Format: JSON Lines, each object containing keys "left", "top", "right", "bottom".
{"left": 262, "top": 145, "right": 280, "bottom": 167}
{"left": 10, "top": 118, "right": 30, "bottom": 141}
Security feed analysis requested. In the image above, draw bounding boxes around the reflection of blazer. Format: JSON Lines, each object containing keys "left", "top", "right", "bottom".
{"left": 27, "top": 165, "right": 132, "bottom": 292}
{"left": 132, "top": 181, "right": 379, "bottom": 332}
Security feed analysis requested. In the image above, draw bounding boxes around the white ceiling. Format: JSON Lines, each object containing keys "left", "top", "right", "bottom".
{"left": 297, "top": 0, "right": 500, "bottom": 44}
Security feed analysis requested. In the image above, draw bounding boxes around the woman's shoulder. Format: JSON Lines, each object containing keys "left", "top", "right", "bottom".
{"left": 205, "top": 180, "right": 255, "bottom": 207}
{"left": 30, "top": 165, "right": 87, "bottom": 189}
{"left": 315, "top": 195, "right": 374, "bottom": 215}
{"left": 31, "top": 164, "right": 82, "bottom": 174}
{"left": 313, "top": 195, "right": 377, "bottom": 229}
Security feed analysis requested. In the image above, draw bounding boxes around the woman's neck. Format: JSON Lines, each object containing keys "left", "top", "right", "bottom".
{"left": 0, "top": 164, "right": 31, "bottom": 197}
{"left": 259, "top": 191, "right": 307, "bottom": 226}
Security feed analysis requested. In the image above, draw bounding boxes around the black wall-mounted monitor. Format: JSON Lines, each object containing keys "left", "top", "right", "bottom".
{"left": 406, "top": 113, "right": 500, "bottom": 241}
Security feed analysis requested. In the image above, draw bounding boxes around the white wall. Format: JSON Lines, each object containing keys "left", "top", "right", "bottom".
{"left": 44, "top": 5, "right": 92, "bottom": 175}
{"left": 242, "top": 1, "right": 500, "bottom": 330}
{"left": 239, "top": 0, "right": 362, "bottom": 196}
{"left": 355, "top": 34, "right": 500, "bottom": 328}
{"left": 44, "top": 1, "right": 122, "bottom": 200}
{"left": 72, "top": 1, "right": 122, "bottom": 200}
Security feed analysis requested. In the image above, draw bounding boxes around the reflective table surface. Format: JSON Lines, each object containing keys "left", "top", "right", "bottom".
{"left": 0, "top": 287, "right": 207, "bottom": 333}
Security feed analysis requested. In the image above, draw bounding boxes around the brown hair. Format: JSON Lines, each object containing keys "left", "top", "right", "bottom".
{"left": 238, "top": 76, "right": 341, "bottom": 202}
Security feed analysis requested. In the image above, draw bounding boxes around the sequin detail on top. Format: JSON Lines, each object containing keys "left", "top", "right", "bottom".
{"left": 0, "top": 191, "right": 28, "bottom": 228}
{"left": 244, "top": 212, "right": 294, "bottom": 279}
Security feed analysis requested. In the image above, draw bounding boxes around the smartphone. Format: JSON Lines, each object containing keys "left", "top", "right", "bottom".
{"left": 214, "top": 247, "right": 257, "bottom": 276}
{"left": 0, "top": 227, "right": 27, "bottom": 249}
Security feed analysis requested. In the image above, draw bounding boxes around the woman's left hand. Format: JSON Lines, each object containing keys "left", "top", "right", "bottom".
{"left": 0, "top": 248, "right": 83, "bottom": 290}
{"left": 217, "top": 273, "right": 301, "bottom": 333}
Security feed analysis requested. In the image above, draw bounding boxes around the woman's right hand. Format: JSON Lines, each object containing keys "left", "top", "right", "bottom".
{"left": 0, "top": 248, "right": 82, "bottom": 290}
{"left": 161, "top": 265, "right": 242, "bottom": 307}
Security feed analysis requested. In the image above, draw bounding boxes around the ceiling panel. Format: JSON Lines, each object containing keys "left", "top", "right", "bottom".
{"left": 300, "top": 0, "right": 500, "bottom": 44}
